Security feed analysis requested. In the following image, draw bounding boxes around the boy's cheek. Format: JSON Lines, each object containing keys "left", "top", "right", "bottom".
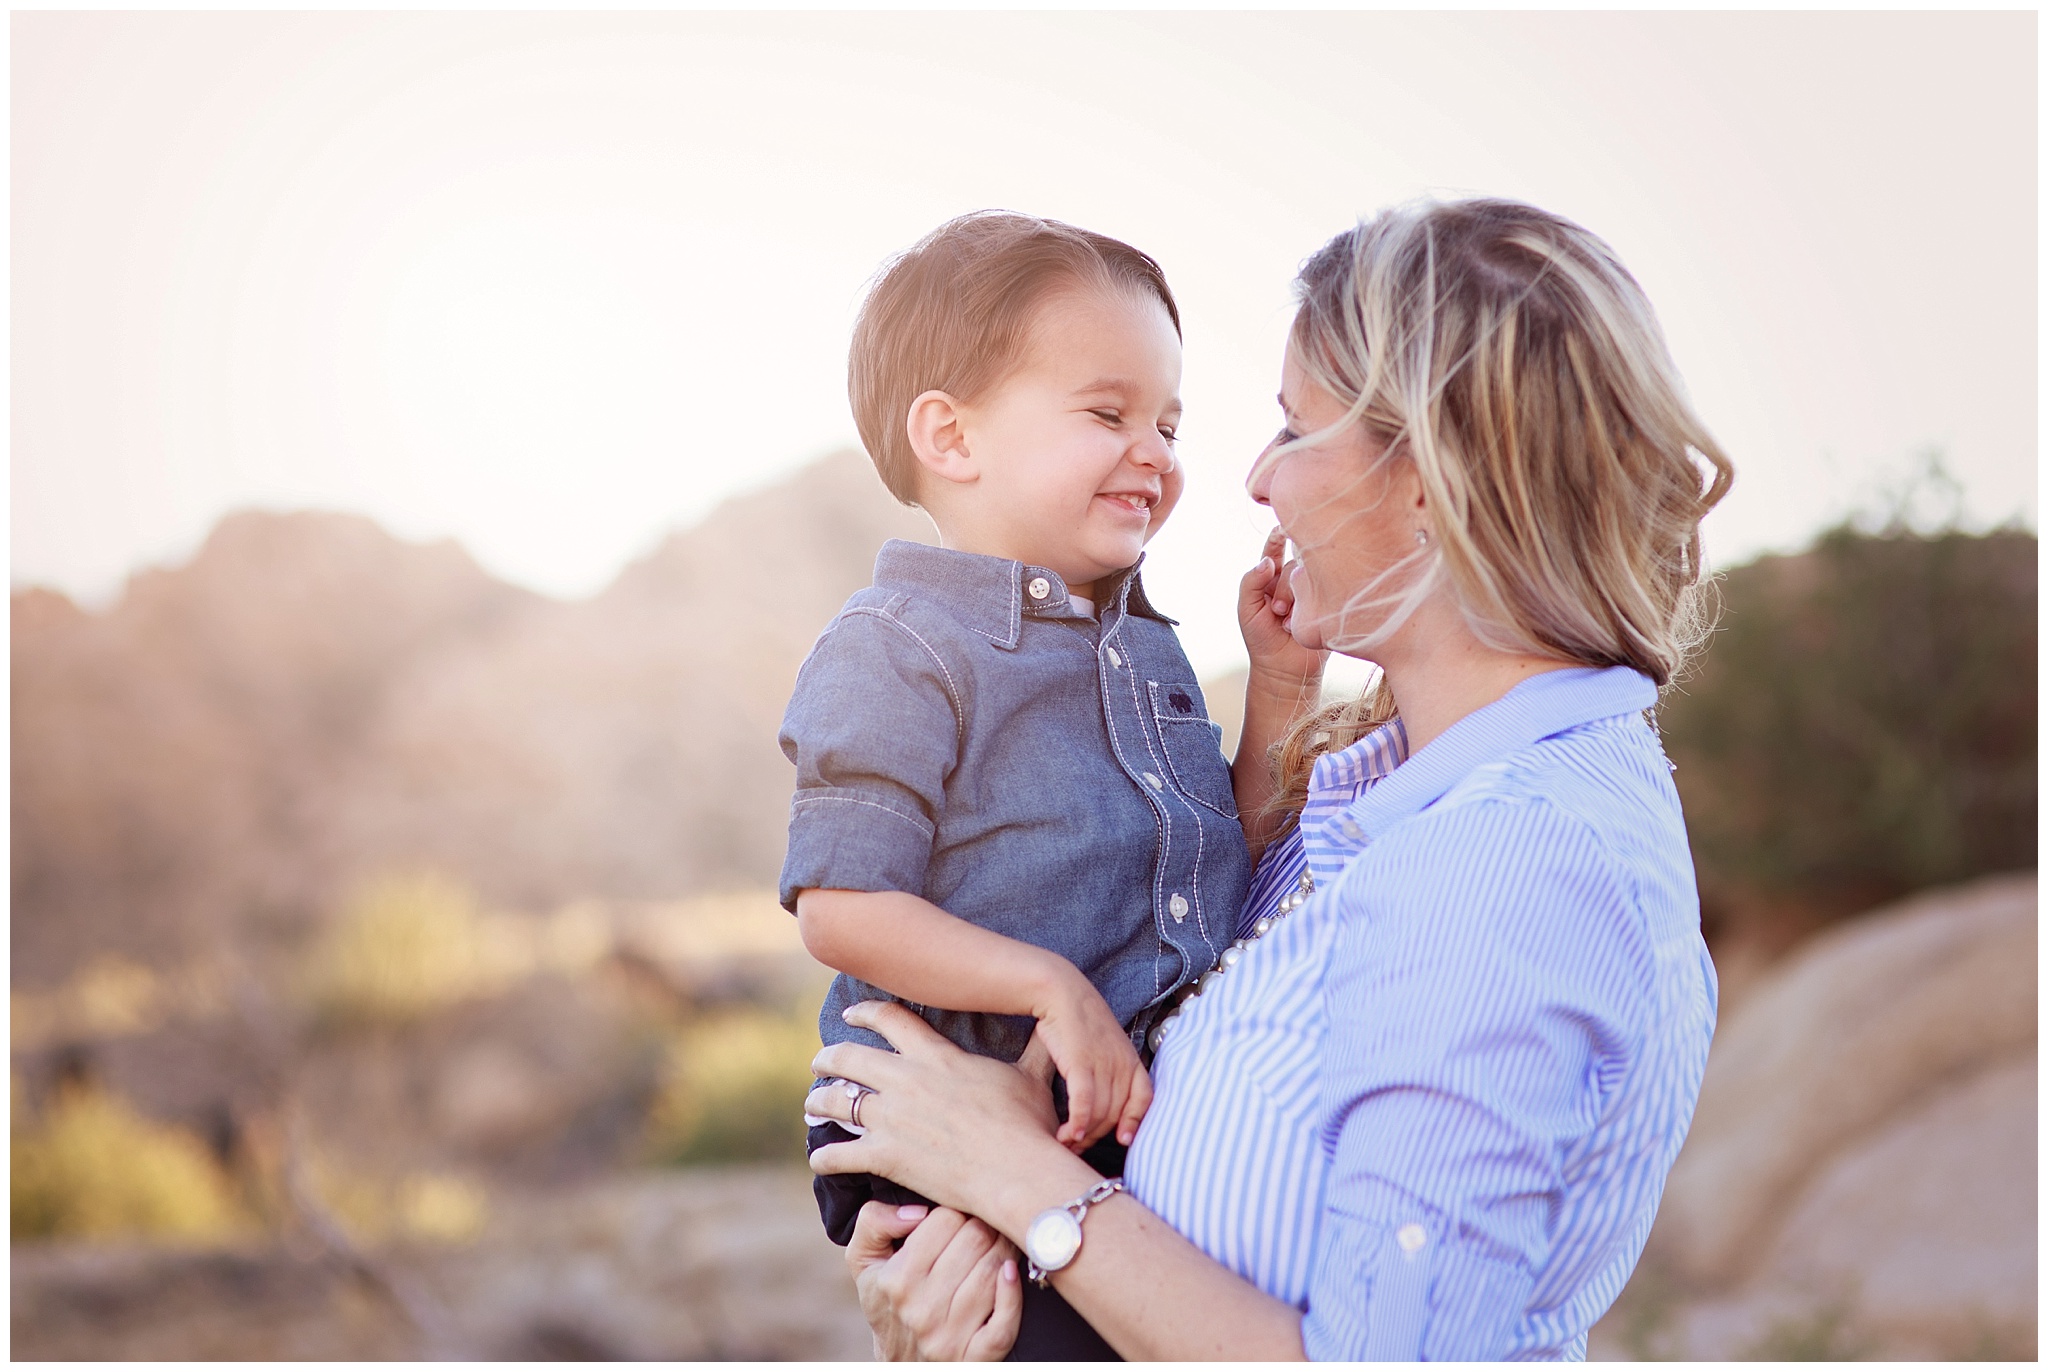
{"left": 1146, "top": 481, "right": 1187, "bottom": 537}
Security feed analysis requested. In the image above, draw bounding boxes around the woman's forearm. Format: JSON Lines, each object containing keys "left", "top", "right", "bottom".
{"left": 975, "top": 1136, "right": 1308, "bottom": 1361}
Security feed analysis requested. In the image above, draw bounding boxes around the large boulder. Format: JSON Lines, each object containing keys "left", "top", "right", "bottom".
{"left": 1595, "top": 872, "right": 2037, "bottom": 1359}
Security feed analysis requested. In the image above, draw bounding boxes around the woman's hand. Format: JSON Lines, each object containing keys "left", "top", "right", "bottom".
{"left": 1239, "top": 526, "right": 1327, "bottom": 694}
{"left": 846, "top": 1202, "right": 1022, "bottom": 1361}
{"left": 807, "top": 1001, "right": 1090, "bottom": 1226}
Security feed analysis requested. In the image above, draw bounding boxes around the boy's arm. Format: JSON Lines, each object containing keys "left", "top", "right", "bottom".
{"left": 1233, "top": 535, "right": 1327, "bottom": 865}
{"left": 797, "top": 888, "right": 1150, "bottom": 1147}
{"left": 1232, "top": 671, "right": 1323, "bottom": 863}
{"left": 796, "top": 887, "right": 1081, "bottom": 1019}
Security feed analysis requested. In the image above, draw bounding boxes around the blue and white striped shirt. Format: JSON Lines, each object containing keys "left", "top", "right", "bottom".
{"left": 1124, "top": 666, "right": 1718, "bottom": 1360}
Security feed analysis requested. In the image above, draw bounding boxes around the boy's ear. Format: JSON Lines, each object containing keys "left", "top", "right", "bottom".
{"left": 905, "top": 390, "right": 978, "bottom": 487}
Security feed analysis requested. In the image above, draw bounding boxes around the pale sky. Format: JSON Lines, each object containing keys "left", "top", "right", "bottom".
{"left": 13, "top": 11, "right": 2037, "bottom": 678}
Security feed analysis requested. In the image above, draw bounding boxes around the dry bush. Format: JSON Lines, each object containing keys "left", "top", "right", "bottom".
{"left": 300, "top": 871, "right": 618, "bottom": 1030}
{"left": 297, "top": 1144, "right": 490, "bottom": 1246}
{"left": 12, "top": 1077, "right": 251, "bottom": 1242}
{"left": 645, "top": 1001, "right": 819, "bottom": 1165}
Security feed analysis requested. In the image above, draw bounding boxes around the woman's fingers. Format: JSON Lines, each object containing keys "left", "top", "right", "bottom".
{"left": 963, "top": 1255, "right": 1023, "bottom": 1362}
{"left": 853, "top": 1204, "right": 964, "bottom": 1361}
{"left": 846, "top": 1200, "right": 929, "bottom": 1277}
{"left": 809, "top": 1038, "right": 910, "bottom": 1093}
{"left": 808, "top": 1129, "right": 877, "bottom": 1177}
{"left": 888, "top": 1209, "right": 1005, "bottom": 1359}
{"left": 804, "top": 1077, "right": 852, "bottom": 1123}
{"left": 840, "top": 999, "right": 958, "bottom": 1058}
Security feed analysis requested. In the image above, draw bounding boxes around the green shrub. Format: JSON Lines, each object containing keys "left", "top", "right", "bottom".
{"left": 1662, "top": 523, "right": 2035, "bottom": 939}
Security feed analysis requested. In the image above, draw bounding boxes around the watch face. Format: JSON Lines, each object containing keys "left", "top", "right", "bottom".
{"left": 1025, "top": 1208, "right": 1084, "bottom": 1272}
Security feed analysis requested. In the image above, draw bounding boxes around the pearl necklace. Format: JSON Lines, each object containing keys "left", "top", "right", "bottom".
{"left": 1147, "top": 869, "right": 1316, "bottom": 1053}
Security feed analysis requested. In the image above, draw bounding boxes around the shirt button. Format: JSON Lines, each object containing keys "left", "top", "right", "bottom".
{"left": 1143, "top": 771, "right": 1164, "bottom": 790}
{"left": 1106, "top": 646, "right": 1123, "bottom": 668}
{"left": 1396, "top": 1223, "right": 1427, "bottom": 1253}
{"left": 1168, "top": 893, "right": 1189, "bottom": 921}
{"left": 1027, "top": 576, "right": 1051, "bottom": 600}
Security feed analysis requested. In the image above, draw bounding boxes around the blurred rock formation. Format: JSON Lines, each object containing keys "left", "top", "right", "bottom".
{"left": 13, "top": 449, "right": 931, "bottom": 986}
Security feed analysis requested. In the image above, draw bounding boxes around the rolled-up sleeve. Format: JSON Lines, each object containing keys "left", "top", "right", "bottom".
{"left": 1302, "top": 799, "right": 1651, "bottom": 1361}
{"left": 777, "top": 607, "right": 962, "bottom": 913}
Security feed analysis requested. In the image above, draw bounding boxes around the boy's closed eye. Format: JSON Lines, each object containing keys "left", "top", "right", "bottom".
{"left": 1089, "top": 408, "right": 1180, "bottom": 445}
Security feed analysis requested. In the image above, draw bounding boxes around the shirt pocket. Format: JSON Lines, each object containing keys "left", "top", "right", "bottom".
{"left": 1147, "top": 680, "right": 1239, "bottom": 820}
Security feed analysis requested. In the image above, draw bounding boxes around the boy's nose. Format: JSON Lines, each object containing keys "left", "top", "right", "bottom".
{"left": 1132, "top": 432, "right": 1176, "bottom": 471}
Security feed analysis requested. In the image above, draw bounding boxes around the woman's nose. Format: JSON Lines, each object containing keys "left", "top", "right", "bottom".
{"left": 1247, "top": 443, "right": 1278, "bottom": 506}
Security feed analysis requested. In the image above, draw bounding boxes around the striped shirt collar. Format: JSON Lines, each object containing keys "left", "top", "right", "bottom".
{"left": 1351, "top": 663, "right": 1654, "bottom": 843}
{"left": 1316, "top": 665, "right": 1656, "bottom": 845}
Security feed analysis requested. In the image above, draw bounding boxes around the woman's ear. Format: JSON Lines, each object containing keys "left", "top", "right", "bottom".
{"left": 906, "top": 390, "right": 978, "bottom": 488}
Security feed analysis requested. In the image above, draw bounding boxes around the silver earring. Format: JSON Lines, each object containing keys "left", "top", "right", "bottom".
{"left": 1413, "top": 529, "right": 1429, "bottom": 546}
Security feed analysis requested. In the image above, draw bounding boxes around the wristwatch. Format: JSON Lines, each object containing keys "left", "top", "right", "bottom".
{"left": 1023, "top": 1177, "right": 1124, "bottom": 1287}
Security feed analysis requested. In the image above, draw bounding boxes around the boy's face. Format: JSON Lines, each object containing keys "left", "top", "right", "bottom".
{"left": 936, "top": 285, "right": 1185, "bottom": 597}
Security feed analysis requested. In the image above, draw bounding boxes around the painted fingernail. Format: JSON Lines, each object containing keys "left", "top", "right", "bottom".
{"left": 1001, "top": 1260, "right": 1018, "bottom": 1283}
{"left": 899, "top": 1205, "right": 928, "bottom": 1219}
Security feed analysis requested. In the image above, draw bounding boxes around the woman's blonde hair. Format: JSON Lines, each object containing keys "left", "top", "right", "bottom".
{"left": 1262, "top": 198, "right": 1734, "bottom": 824}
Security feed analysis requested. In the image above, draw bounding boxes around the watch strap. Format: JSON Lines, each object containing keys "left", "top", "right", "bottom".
{"left": 1025, "top": 1177, "right": 1124, "bottom": 1286}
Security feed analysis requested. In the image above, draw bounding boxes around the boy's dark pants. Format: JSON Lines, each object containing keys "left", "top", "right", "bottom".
{"left": 808, "top": 1125, "right": 1126, "bottom": 1362}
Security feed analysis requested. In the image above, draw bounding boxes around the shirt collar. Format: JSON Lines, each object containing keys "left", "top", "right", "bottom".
{"left": 871, "top": 539, "right": 1174, "bottom": 650}
{"left": 1308, "top": 716, "right": 1410, "bottom": 799}
{"left": 1329, "top": 665, "right": 1656, "bottom": 842}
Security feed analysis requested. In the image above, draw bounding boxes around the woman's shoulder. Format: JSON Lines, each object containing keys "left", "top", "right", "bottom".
{"left": 1339, "top": 712, "right": 1698, "bottom": 997}
{"left": 1413, "top": 709, "right": 1684, "bottom": 852}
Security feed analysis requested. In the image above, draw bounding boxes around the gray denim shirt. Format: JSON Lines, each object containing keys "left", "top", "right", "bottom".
{"left": 779, "top": 539, "right": 1251, "bottom": 1063}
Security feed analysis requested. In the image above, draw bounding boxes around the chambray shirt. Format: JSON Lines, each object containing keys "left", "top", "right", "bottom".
{"left": 1125, "top": 666, "right": 1717, "bottom": 1360}
{"left": 779, "top": 540, "right": 1249, "bottom": 1063}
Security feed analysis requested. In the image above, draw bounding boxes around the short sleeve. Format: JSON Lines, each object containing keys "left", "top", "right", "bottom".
{"left": 1301, "top": 799, "right": 1652, "bottom": 1361}
{"left": 777, "top": 607, "right": 962, "bottom": 913}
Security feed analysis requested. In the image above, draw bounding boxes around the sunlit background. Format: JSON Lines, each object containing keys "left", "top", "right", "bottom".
{"left": 11, "top": 11, "right": 2037, "bottom": 1362}
{"left": 14, "top": 10, "right": 2036, "bottom": 674}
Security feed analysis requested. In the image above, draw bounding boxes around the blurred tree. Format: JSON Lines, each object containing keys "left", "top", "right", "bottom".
{"left": 1661, "top": 490, "right": 2035, "bottom": 951}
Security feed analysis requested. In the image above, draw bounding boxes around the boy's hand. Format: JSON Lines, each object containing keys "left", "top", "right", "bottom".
{"left": 1032, "top": 969, "right": 1152, "bottom": 1150}
{"left": 1240, "top": 527, "right": 1327, "bottom": 691}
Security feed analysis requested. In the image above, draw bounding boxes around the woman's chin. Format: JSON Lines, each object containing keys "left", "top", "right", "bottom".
{"left": 1286, "top": 609, "right": 1330, "bottom": 653}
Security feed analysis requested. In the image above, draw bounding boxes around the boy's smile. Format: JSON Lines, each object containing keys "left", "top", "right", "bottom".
{"left": 907, "top": 283, "right": 1185, "bottom": 600}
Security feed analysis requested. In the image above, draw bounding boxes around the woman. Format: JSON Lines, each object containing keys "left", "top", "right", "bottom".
{"left": 804, "top": 197, "right": 1734, "bottom": 1360}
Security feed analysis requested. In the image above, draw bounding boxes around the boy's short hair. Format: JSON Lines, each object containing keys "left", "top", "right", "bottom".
{"left": 848, "top": 211, "right": 1182, "bottom": 506}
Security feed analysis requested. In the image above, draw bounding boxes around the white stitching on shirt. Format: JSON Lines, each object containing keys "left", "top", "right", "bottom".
{"left": 1098, "top": 633, "right": 1171, "bottom": 996}
{"left": 1133, "top": 676, "right": 1210, "bottom": 944}
{"left": 791, "top": 793, "right": 936, "bottom": 838}
{"left": 836, "top": 606, "right": 965, "bottom": 747}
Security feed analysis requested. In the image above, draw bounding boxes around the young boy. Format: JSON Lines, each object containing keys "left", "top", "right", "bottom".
{"left": 779, "top": 212, "right": 1277, "bottom": 1355}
